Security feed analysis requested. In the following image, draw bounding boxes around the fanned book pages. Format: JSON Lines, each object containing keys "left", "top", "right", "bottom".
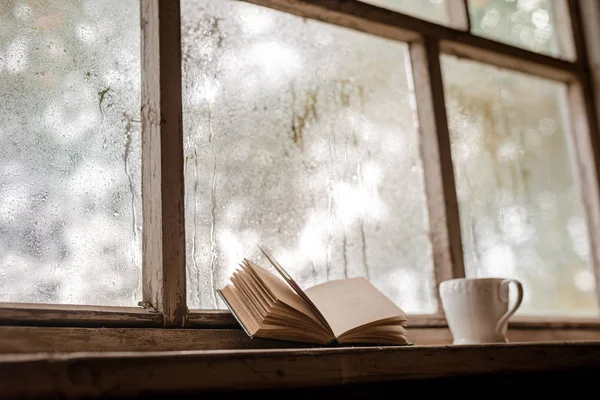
{"left": 218, "top": 247, "right": 410, "bottom": 345}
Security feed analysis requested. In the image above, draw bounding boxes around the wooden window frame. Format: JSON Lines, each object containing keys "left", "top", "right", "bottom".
{"left": 2, "top": 0, "right": 600, "bottom": 337}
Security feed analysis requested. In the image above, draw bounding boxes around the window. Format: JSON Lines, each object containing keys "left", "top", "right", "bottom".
{"left": 1, "top": 0, "right": 600, "bottom": 330}
{"left": 443, "top": 55, "right": 596, "bottom": 316}
{"left": 467, "top": 0, "right": 575, "bottom": 59}
{"left": 181, "top": 0, "right": 436, "bottom": 313}
{"left": 0, "top": 0, "right": 141, "bottom": 306}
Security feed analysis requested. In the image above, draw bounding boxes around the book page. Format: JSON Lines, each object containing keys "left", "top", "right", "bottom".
{"left": 304, "top": 278, "right": 407, "bottom": 338}
{"left": 245, "top": 260, "right": 327, "bottom": 329}
{"left": 258, "top": 246, "right": 332, "bottom": 332}
{"left": 219, "top": 285, "right": 333, "bottom": 345}
{"left": 219, "top": 286, "right": 260, "bottom": 337}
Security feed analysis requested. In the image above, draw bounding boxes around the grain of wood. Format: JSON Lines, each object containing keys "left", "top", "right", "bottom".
{"left": 0, "top": 327, "right": 310, "bottom": 354}
{"left": 241, "top": 0, "right": 581, "bottom": 82}
{"left": 510, "top": 316, "right": 600, "bottom": 329}
{"left": 186, "top": 310, "right": 239, "bottom": 328}
{"left": 409, "top": 38, "right": 465, "bottom": 308}
{"left": 409, "top": 327, "right": 600, "bottom": 345}
{"left": 2, "top": 342, "right": 600, "bottom": 398}
{"left": 1, "top": 324, "right": 598, "bottom": 354}
{"left": 439, "top": 40, "right": 575, "bottom": 81}
{"left": 0, "top": 304, "right": 162, "bottom": 328}
{"left": 141, "top": 0, "right": 187, "bottom": 327}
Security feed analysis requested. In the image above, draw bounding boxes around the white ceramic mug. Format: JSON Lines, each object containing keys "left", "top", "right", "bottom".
{"left": 439, "top": 278, "right": 524, "bottom": 345}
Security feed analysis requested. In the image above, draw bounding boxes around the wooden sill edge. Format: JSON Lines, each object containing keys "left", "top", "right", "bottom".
{"left": 189, "top": 311, "right": 600, "bottom": 329}
{"left": 1, "top": 325, "right": 599, "bottom": 355}
{"left": 2, "top": 304, "right": 599, "bottom": 330}
{"left": 4, "top": 340, "right": 600, "bottom": 361}
{"left": 2, "top": 341, "right": 600, "bottom": 398}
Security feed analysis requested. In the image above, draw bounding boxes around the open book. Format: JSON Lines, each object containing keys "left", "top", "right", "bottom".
{"left": 218, "top": 247, "right": 409, "bottom": 345}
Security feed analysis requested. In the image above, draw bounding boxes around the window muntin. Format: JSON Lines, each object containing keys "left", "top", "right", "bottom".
{"left": 359, "top": 0, "right": 451, "bottom": 26}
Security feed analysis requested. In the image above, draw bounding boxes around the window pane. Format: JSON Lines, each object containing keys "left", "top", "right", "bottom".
{"left": 468, "top": 0, "right": 575, "bottom": 60}
{"left": 359, "top": 0, "right": 450, "bottom": 26}
{"left": 442, "top": 55, "right": 597, "bottom": 316}
{"left": 0, "top": 1, "right": 141, "bottom": 305}
{"left": 182, "top": 0, "right": 436, "bottom": 313}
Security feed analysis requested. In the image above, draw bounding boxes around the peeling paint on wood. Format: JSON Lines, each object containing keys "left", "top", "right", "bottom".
{"left": 141, "top": 0, "right": 187, "bottom": 328}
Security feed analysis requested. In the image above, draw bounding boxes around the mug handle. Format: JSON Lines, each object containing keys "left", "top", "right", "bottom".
{"left": 495, "top": 279, "right": 524, "bottom": 341}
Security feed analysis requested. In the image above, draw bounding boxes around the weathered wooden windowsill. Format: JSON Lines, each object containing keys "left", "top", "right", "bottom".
{"left": 1, "top": 316, "right": 599, "bottom": 398}
{"left": 2, "top": 319, "right": 600, "bottom": 355}
{"left": 2, "top": 341, "right": 600, "bottom": 399}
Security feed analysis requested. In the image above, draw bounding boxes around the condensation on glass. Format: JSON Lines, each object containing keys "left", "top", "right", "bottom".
{"left": 359, "top": 0, "right": 450, "bottom": 26}
{"left": 181, "top": 0, "right": 436, "bottom": 313}
{"left": 0, "top": 1, "right": 142, "bottom": 305}
{"left": 468, "top": 0, "right": 575, "bottom": 60}
{"left": 442, "top": 55, "right": 597, "bottom": 316}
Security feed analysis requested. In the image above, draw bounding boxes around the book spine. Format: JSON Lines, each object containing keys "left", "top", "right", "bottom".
{"left": 216, "top": 289, "right": 254, "bottom": 339}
